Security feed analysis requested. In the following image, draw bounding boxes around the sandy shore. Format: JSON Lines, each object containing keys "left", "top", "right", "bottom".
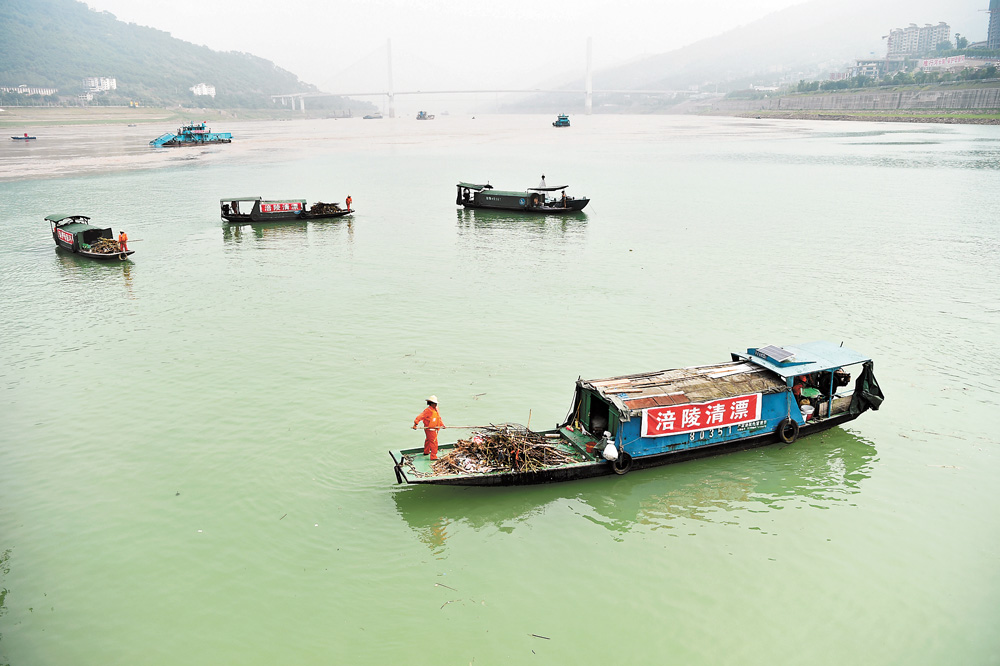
{"left": 711, "top": 110, "right": 1000, "bottom": 125}
{"left": 0, "top": 106, "right": 307, "bottom": 128}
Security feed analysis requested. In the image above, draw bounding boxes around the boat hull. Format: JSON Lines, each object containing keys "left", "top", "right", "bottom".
{"left": 390, "top": 411, "right": 858, "bottom": 486}
{"left": 461, "top": 199, "right": 589, "bottom": 213}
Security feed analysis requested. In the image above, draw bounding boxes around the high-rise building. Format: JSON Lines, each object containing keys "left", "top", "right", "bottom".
{"left": 886, "top": 22, "right": 951, "bottom": 57}
{"left": 988, "top": 0, "right": 1000, "bottom": 50}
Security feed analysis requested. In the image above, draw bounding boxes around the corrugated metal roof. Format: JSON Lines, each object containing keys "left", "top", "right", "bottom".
{"left": 582, "top": 361, "right": 787, "bottom": 416}
{"left": 736, "top": 341, "right": 870, "bottom": 379}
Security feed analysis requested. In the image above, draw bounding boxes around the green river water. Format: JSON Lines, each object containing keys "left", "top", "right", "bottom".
{"left": 1, "top": 115, "right": 998, "bottom": 665}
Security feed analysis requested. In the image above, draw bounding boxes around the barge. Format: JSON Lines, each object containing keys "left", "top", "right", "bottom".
{"left": 552, "top": 114, "right": 570, "bottom": 127}
{"left": 390, "top": 342, "right": 884, "bottom": 486}
{"left": 47, "top": 214, "right": 134, "bottom": 260}
{"left": 220, "top": 197, "right": 353, "bottom": 223}
{"left": 456, "top": 180, "right": 589, "bottom": 213}
{"left": 150, "top": 122, "right": 232, "bottom": 147}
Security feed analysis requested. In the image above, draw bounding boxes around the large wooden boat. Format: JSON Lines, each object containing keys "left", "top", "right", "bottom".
{"left": 149, "top": 122, "right": 232, "bottom": 147}
{"left": 220, "top": 197, "right": 353, "bottom": 223}
{"left": 46, "top": 214, "right": 134, "bottom": 260}
{"left": 390, "top": 342, "right": 884, "bottom": 487}
{"left": 456, "top": 181, "right": 589, "bottom": 213}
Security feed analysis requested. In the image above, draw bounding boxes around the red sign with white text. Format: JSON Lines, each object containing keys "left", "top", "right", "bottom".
{"left": 56, "top": 228, "right": 74, "bottom": 244}
{"left": 641, "top": 393, "right": 762, "bottom": 438}
{"left": 259, "top": 202, "right": 303, "bottom": 214}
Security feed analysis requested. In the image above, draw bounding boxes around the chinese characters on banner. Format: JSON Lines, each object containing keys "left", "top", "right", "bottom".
{"left": 920, "top": 55, "right": 965, "bottom": 68}
{"left": 641, "top": 393, "right": 762, "bottom": 438}
{"left": 260, "top": 202, "right": 303, "bottom": 214}
{"left": 56, "top": 228, "right": 74, "bottom": 244}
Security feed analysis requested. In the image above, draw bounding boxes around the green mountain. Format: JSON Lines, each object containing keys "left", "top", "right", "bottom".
{"left": 0, "top": 0, "right": 354, "bottom": 109}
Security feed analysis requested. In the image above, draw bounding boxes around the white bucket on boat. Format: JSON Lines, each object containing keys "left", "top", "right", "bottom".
{"left": 800, "top": 405, "right": 815, "bottom": 421}
{"left": 602, "top": 444, "right": 619, "bottom": 461}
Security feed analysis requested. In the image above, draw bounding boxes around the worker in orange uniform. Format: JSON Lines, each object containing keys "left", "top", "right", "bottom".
{"left": 412, "top": 395, "right": 444, "bottom": 460}
{"left": 345, "top": 195, "right": 352, "bottom": 212}
{"left": 118, "top": 230, "right": 129, "bottom": 252}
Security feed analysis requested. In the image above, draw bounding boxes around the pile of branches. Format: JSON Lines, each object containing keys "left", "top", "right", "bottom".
{"left": 432, "top": 425, "right": 582, "bottom": 476}
{"left": 309, "top": 202, "right": 343, "bottom": 215}
{"left": 88, "top": 237, "right": 121, "bottom": 254}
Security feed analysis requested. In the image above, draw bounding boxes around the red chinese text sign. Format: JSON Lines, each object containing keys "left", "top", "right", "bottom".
{"left": 641, "top": 393, "right": 762, "bottom": 438}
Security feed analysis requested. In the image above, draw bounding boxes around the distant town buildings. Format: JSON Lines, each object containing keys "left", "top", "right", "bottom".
{"left": 0, "top": 84, "right": 58, "bottom": 95}
{"left": 886, "top": 22, "right": 951, "bottom": 57}
{"left": 82, "top": 76, "right": 117, "bottom": 92}
{"left": 989, "top": 0, "right": 1000, "bottom": 50}
{"left": 190, "top": 83, "right": 216, "bottom": 97}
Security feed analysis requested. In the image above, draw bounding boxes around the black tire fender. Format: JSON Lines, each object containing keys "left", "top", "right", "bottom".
{"left": 777, "top": 418, "right": 799, "bottom": 444}
{"left": 611, "top": 450, "right": 633, "bottom": 475}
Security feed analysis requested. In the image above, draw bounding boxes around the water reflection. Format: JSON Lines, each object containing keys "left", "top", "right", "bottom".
{"left": 221, "top": 217, "right": 354, "bottom": 245}
{"left": 52, "top": 246, "right": 135, "bottom": 292}
{"left": 393, "top": 429, "right": 876, "bottom": 551}
{"left": 455, "top": 208, "right": 587, "bottom": 236}
{"left": 0, "top": 547, "right": 10, "bottom": 649}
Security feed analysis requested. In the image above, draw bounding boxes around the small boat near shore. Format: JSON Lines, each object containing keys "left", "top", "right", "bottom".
{"left": 12, "top": 133, "right": 36, "bottom": 140}
{"left": 220, "top": 197, "right": 354, "bottom": 223}
{"left": 47, "top": 214, "right": 134, "bottom": 260}
{"left": 456, "top": 180, "right": 589, "bottom": 213}
{"left": 150, "top": 122, "right": 232, "bottom": 147}
{"left": 390, "top": 342, "right": 884, "bottom": 487}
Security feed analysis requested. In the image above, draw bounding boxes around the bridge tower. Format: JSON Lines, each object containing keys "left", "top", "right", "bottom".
{"left": 586, "top": 37, "right": 593, "bottom": 115}
{"left": 387, "top": 38, "right": 395, "bottom": 118}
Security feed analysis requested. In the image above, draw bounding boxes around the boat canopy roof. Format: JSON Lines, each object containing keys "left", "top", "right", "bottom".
{"left": 220, "top": 197, "right": 262, "bottom": 203}
{"left": 580, "top": 361, "right": 787, "bottom": 417}
{"left": 733, "top": 341, "right": 871, "bottom": 379}
{"left": 457, "top": 183, "right": 494, "bottom": 191}
{"left": 527, "top": 185, "right": 568, "bottom": 192}
{"left": 45, "top": 214, "right": 90, "bottom": 223}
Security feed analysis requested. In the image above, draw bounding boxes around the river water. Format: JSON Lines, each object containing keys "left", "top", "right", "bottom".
{"left": 1, "top": 115, "right": 998, "bottom": 665}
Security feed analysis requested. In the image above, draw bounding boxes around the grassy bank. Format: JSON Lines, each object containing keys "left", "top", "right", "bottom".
{"left": 712, "top": 109, "right": 1000, "bottom": 124}
{"left": 0, "top": 106, "right": 323, "bottom": 128}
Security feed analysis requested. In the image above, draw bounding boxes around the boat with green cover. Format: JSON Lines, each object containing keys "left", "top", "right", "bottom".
{"left": 456, "top": 179, "right": 589, "bottom": 213}
{"left": 47, "top": 214, "right": 133, "bottom": 260}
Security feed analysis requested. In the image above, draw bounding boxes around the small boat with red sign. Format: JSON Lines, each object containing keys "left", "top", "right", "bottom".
{"left": 389, "top": 342, "right": 884, "bottom": 486}
{"left": 47, "top": 214, "right": 134, "bottom": 260}
{"left": 12, "top": 133, "right": 36, "bottom": 141}
{"left": 220, "top": 197, "right": 354, "bottom": 223}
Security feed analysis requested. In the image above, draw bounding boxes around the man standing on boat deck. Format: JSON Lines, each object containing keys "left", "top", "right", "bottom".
{"left": 412, "top": 395, "right": 444, "bottom": 460}
{"left": 345, "top": 195, "right": 352, "bottom": 212}
{"left": 118, "top": 230, "right": 128, "bottom": 252}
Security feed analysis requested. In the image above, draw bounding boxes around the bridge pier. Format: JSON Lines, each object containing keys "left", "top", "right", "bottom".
{"left": 299, "top": 96, "right": 306, "bottom": 112}
{"left": 586, "top": 37, "right": 593, "bottom": 115}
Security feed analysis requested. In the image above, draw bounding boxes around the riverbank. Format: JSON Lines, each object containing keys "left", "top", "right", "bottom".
{"left": 0, "top": 106, "right": 317, "bottom": 128}
{"left": 709, "top": 109, "right": 1000, "bottom": 124}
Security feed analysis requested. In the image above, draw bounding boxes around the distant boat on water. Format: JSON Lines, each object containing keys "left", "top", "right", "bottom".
{"left": 149, "top": 122, "right": 232, "bottom": 147}
{"left": 11, "top": 132, "right": 36, "bottom": 140}
{"left": 552, "top": 114, "right": 570, "bottom": 127}
{"left": 363, "top": 113, "right": 383, "bottom": 119}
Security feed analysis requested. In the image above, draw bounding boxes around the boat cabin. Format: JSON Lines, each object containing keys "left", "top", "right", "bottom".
{"left": 220, "top": 197, "right": 306, "bottom": 223}
{"left": 47, "top": 214, "right": 112, "bottom": 252}
{"left": 567, "top": 341, "right": 876, "bottom": 462}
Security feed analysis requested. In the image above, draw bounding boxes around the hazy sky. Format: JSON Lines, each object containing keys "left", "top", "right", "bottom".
{"left": 83, "top": 0, "right": 814, "bottom": 92}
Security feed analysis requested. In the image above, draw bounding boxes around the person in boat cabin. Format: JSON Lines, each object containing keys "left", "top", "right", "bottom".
{"left": 118, "top": 230, "right": 128, "bottom": 252}
{"left": 561, "top": 190, "right": 568, "bottom": 207}
{"left": 412, "top": 395, "right": 445, "bottom": 460}
{"left": 346, "top": 195, "right": 352, "bottom": 211}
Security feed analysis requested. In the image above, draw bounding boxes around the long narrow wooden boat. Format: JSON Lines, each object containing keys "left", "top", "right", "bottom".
{"left": 12, "top": 133, "right": 37, "bottom": 141}
{"left": 390, "top": 342, "right": 884, "bottom": 487}
{"left": 220, "top": 197, "right": 353, "bottom": 223}
{"left": 457, "top": 181, "right": 589, "bottom": 213}
{"left": 46, "top": 214, "right": 134, "bottom": 260}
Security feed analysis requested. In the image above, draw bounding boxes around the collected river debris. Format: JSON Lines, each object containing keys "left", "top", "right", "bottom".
{"left": 308, "top": 202, "right": 344, "bottom": 216}
{"left": 431, "top": 424, "right": 584, "bottom": 476}
{"left": 87, "top": 237, "right": 122, "bottom": 254}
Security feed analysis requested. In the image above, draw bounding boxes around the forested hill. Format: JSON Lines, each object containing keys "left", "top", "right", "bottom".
{"left": 0, "top": 0, "right": 320, "bottom": 107}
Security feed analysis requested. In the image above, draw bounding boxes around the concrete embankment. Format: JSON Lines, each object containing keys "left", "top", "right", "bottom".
{"left": 710, "top": 85, "right": 1000, "bottom": 123}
